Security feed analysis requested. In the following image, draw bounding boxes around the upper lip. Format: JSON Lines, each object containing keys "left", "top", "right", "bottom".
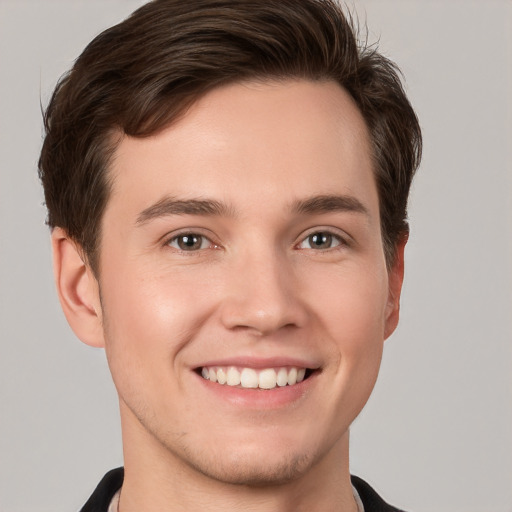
{"left": 193, "top": 356, "right": 321, "bottom": 370}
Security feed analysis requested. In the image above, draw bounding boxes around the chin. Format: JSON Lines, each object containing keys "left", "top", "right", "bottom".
{"left": 157, "top": 419, "right": 333, "bottom": 487}
{"left": 181, "top": 448, "right": 317, "bottom": 486}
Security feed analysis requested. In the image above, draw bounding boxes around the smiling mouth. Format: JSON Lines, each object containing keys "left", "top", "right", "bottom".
{"left": 197, "top": 366, "right": 314, "bottom": 390}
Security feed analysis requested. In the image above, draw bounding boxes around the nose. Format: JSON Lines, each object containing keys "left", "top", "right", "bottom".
{"left": 219, "top": 249, "right": 308, "bottom": 336}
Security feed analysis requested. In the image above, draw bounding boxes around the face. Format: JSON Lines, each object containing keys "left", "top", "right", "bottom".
{"left": 93, "top": 80, "right": 401, "bottom": 484}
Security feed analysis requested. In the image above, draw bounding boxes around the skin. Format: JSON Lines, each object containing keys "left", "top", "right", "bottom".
{"left": 53, "top": 79, "right": 405, "bottom": 511}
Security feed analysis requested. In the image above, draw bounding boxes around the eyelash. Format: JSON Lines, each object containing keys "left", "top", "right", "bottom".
{"left": 165, "top": 229, "right": 349, "bottom": 253}
{"left": 296, "top": 230, "right": 347, "bottom": 251}
{"left": 166, "top": 232, "right": 217, "bottom": 252}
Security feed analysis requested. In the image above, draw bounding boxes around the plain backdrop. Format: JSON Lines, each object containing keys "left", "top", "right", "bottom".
{"left": 0, "top": 1, "right": 511, "bottom": 511}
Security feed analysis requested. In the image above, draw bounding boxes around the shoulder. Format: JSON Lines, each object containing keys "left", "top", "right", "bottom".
{"left": 79, "top": 467, "right": 124, "bottom": 512}
{"left": 351, "top": 475, "right": 408, "bottom": 512}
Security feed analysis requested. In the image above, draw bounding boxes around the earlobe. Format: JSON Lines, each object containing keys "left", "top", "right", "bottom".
{"left": 384, "top": 233, "right": 408, "bottom": 340}
{"left": 51, "top": 227, "right": 105, "bottom": 348}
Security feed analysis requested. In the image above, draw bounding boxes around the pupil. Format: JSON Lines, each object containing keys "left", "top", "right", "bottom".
{"left": 311, "top": 233, "right": 331, "bottom": 248}
{"left": 179, "top": 235, "right": 200, "bottom": 250}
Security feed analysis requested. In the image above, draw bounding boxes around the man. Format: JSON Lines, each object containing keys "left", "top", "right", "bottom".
{"left": 39, "top": 0, "right": 421, "bottom": 510}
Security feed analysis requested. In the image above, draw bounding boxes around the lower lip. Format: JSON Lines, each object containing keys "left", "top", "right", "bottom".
{"left": 194, "top": 371, "right": 317, "bottom": 409}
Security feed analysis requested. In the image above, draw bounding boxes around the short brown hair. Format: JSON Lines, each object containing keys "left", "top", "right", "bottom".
{"left": 39, "top": 0, "right": 421, "bottom": 274}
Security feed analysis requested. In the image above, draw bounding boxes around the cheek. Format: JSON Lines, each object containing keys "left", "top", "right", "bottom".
{"left": 103, "top": 259, "right": 214, "bottom": 332}
{"left": 309, "top": 261, "right": 389, "bottom": 343}
{"left": 99, "top": 268, "right": 213, "bottom": 390}
{"left": 310, "top": 262, "right": 388, "bottom": 387}
{"left": 300, "top": 263, "right": 388, "bottom": 434}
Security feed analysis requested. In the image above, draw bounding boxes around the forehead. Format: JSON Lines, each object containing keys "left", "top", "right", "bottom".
{"left": 107, "top": 79, "right": 376, "bottom": 218}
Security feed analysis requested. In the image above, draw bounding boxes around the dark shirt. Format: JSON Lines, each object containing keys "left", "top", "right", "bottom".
{"left": 80, "top": 467, "right": 406, "bottom": 512}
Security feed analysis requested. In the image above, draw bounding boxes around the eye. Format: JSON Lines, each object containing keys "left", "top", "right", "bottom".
{"left": 298, "top": 231, "right": 343, "bottom": 250}
{"left": 167, "top": 233, "right": 213, "bottom": 251}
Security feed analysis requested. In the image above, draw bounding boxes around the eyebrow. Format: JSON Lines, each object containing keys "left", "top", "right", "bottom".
{"left": 136, "top": 196, "right": 234, "bottom": 225}
{"left": 291, "top": 194, "right": 369, "bottom": 217}
{"left": 136, "top": 193, "right": 369, "bottom": 226}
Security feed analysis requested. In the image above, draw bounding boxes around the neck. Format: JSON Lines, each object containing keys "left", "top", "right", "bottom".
{"left": 118, "top": 403, "right": 358, "bottom": 512}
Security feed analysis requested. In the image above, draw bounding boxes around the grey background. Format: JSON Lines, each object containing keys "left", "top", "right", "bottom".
{"left": 0, "top": 1, "right": 511, "bottom": 511}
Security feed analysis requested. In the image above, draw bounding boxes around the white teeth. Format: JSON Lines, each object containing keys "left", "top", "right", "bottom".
{"left": 217, "top": 367, "right": 227, "bottom": 385}
{"left": 287, "top": 367, "right": 297, "bottom": 385}
{"left": 277, "top": 368, "right": 288, "bottom": 387}
{"left": 201, "top": 366, "right": 309, "bottom": 389}
{"left": 258, "top": 369, "right": 277, "bottom": 389}
{"left": 227, "top": 366, "right": 241, "bottom": 386}
{"left": 240, "top": 368, "right": 258, "bottom": 388}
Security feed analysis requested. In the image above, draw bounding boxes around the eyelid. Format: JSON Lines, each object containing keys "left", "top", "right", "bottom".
{"left": 162, "top": 228, "right": 220, "bottom": 251}
{"left": 295, "top": 227, "right": 352, "bottom": 250}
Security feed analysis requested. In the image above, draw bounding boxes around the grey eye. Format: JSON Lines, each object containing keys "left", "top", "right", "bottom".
{"left": 299, "top": 232, "right": 341, "bottom": 250}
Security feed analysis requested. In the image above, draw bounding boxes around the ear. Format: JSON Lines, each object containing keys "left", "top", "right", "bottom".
{"left": 384, "top": 233, "right": 408, "bottom": 340}
{"left": 51, "top": 227, "right": 105, "bottom": 348}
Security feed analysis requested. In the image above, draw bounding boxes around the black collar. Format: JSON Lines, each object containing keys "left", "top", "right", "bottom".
{"left": 80, "top": 467, "right": 406, "bottom": 512}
